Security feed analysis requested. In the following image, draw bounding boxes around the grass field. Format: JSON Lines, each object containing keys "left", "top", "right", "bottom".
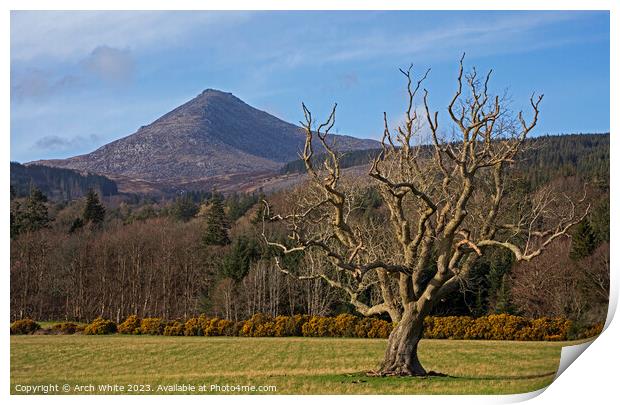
{"left": 10, "top": 335, "right": 573, "bottom": 395}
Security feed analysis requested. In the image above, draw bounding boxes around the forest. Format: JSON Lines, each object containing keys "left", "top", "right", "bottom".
{"left": 10, "top": 162, "right": 118, "bottom": 201}
{"left": 9, "top": 133, "right": 609, "bottom": 331}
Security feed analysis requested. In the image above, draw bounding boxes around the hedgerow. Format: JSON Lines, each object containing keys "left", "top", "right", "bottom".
{"left": 423, "top": 314, "right": 576, "bottom": 341}
{"left": 11, "top": 314, "right": 604, "bottom": 341}
{"left": 204, "top": 318, "right": 235, "bottom": 336}
{"left": 163, "top": 321, "right": 184, "bottom": 336}
{"left": 83, "top": 317, "right": 117, "bottom": 335}
{"left": 140, "top": 318, "right": 164, "bottom": 335}
{"left": 51, "top": 322, "right": 80, "bottom": 335}
{"left": 118, "top": 315, "right": 141, "bottom": 334}
{"left": 274, "top": 314, "right": 309, "bottom": 337}
{"left": 184, "top": 315, "right": 209, "bottom": 336}
{"left": 10, "top": 318, "right": 41, "bottom": 335}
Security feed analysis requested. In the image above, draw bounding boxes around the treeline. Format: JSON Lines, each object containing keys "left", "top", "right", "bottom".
{"left": 514, "top": 134, "right": 609, "bottom": 189}
{"left": 10, "top": 215, "right": 342, "bottom": 322}
{"left": 280, "top": 147, "right": 382, "bottom": 174}
{"left": 279, "top": 133, "right": 609, "bottom": 187}
{"left": 10, "top": 162, "right": 118, "bottom": 201}
{"left": 11, "top": 218, "right": 205, "bottom": 322}
{"left": 9, "top": 182, "right": 608, "bottom": 326}
{"left": 9, "top": 134, "right": 610, "bottom": 327}
{"left": 10, "top": 188, "right": 338, "bottom": 322}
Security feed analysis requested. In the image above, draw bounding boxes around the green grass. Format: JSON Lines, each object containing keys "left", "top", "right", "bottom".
{"left": 10, "top": 335, "right": 575, "bottom": 394}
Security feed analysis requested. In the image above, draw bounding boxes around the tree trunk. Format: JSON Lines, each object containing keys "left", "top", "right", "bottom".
{"left": 378, "top": 310, "right": 426, "bottom": 376}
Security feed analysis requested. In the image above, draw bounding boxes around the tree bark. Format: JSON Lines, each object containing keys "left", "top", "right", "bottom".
{"left": 378, "top": 309, "right": 426, "bottom": 376}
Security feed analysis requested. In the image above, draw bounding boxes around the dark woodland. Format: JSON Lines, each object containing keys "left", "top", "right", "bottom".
{"left": 10, "top": 133, "right": 608, "bottom": 332}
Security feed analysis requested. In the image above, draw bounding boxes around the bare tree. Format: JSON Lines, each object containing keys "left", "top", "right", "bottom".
{"left": 509, "top": 238, "right": 586, "bottom": 319}
{"left": 301, "top": 250, "right": 345, "bottom": 316}
{"left": 510, "top": 238, "right": 609, "bottom": 324}
{"left": 263, "top": 55, "right": 589, "bottom": 376}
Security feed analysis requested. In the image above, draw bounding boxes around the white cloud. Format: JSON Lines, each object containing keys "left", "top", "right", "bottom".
{"left": 255, "top": 11, "right": 589, "bottom": 71}
{"left": 10, "top": 11, "right": 252, "bottom": 62}
{"left": 82, "top": 46, "right": 134, "bottom": 83}
{"left": 11, "top": 69, "right": 81, "bottom": 100}
{"left": 11, "top": 45, "right": 134, "bottom": 101}
{"left": 33, "top": 133, "right": 102, "bottom": 152}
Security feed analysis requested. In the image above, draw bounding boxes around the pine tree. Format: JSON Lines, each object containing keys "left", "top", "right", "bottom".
{"left": 82, "top": 188, "right": 106, "bottom": 226}
{"left": 171, "top": 194, "right": 198, "bottom": 222}
{"left": 203, "top": 194, "right": 230, "bottom": 246}
{"left": 493, "top": 275, "right": 514, "bottom": 314}
{"left": 570, "top": 220, "right": 597, "bottom": 259}
{"left": 221, "top": 236, "right": 260, "bottom": 281}
{"left": 589, "top": 199, "right": 610, "bottom": 244}
{"left": 484, "top": 247, "right": 514, "bottom": 313}
{"left": 251, "top": 191, "right": 267, "bottom": 225}
{"left": 16, "top": 185, "right": 50, "bottom": 233}
{"left": 473, "top": 288, "right": 485, "bottom": 317}
{"left": 10, "top": 202, "right": 21, "bottom": 239}
{"left": 69, "top": 217, "right": 84, "bottom": 233}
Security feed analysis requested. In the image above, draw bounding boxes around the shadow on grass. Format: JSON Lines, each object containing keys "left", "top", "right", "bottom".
{"left": 341, "top": 370, "right": 555, "bottom": 383}
{"left": 450, "top": 371, "right": 556, "bottom": 381}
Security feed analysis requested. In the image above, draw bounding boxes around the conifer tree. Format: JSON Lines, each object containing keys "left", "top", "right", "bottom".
{"left": 82, "top": 188, "right": 106, "bottom": 226}
{"left": 493, "top": 275, "right": 514, "bottom": 314}
{"left": 171, "top": 194, "right": 198, "bottom": 222}
{"left": 251, "top": 191, "right": 267, "bottom": 225}
{"left": 10, "top": 208, "right": 19, "bottom": 239}
{"left": 589, "top": 199, "right": 610, "bottom": 244}
{"left": 16, "top": 184, "right": 50, "bottom": 233}
{"left": 570, "top": 220, "right": 597, "bottom": 259}
{"left": 221, "top": 236, "right": 260, "bottom": 281}
{"left": 68, "top": 217, "right": 84, "bottom": 233}
{"left": 203, "top": 193, "right": 230, "bottom": 246}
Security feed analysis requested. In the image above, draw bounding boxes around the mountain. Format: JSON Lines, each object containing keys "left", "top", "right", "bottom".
{"left": 10, "top": 162, "right": 118, "bottom": 201}
{"left": 30, "top": 89, "right": 379, "bottom": 184}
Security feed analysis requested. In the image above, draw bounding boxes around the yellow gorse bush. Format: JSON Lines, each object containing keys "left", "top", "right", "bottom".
{"left": 83, "top": 317, "right": 117, "bottom": 335}
{"left": 424, "top": 314, "right": 575, "bottom": 341}
{"left": 51, "top": 322, "right": 79, "bottom": 334}
{"left": 183, "top": 314, "right": 209, "bottom": 336}
{"left": 10, "top": 318, "right": 41, "bottom": 335}
{"left": 163, "top": 321, "right": 184, "bottom": 336}
{"left": 204, "top": 318, "right": 235, "bottom": 336}
{"left": 16, "top": 314, "right": 603, "bottom": 341}
{"left": 140, "top": 318, "right": 165, "bottom": 335}
{"left": 117, "top": 315, "right": 141, "bottom": 334}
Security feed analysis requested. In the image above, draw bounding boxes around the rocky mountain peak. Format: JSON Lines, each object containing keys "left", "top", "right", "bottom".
{"left": 30, "top": 89, "right": 380, "bottom": 184}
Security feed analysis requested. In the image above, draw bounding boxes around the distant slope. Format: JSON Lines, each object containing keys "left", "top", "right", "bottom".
{"left": 280, "top": 147, "right": 383, "bottom": 175}
{"left": 31, "top": 89, "right": 379, "bottom": 183}
{"left": 280, "top": 133, "right": 610, "bottom": 186}
{"left": 515, "top": 133, "right": 609, "bottom": 189}
{"left": 10, "top": 162, "right": 118, "bottom": 201}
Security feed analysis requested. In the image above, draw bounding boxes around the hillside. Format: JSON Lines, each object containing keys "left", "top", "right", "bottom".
{"left": 30, "top": 89, "right": 379, "bottom": 184}
{"left": 280, "top": 133, "right": 610, "bottom": 186}
{"left": 10, "top": 162, "right": 118, "bottom": 201}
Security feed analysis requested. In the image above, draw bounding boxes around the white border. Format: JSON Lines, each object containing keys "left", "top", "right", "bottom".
{"left": 3, "top": 1, "right": 617, "bottom": 404}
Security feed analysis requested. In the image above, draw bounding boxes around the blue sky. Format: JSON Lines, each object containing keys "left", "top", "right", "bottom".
{"left": 10, "top": 10, "right": 610, "bottom": 163}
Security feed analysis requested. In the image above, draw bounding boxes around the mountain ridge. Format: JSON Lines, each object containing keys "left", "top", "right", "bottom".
{"left": 30, "top": 89, "right": 379, "bottom": 183}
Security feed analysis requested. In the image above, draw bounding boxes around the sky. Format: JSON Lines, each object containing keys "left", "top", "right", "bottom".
{"left": 10, "top": 10, "right": 610, "bottom": 163}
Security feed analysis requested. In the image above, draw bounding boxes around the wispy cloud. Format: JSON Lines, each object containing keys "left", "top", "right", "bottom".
{"left": 254, "top": 11, "right": 590, "bottom": 71}
{"left": 33, "top": 133, "right": 102, "bottom": 152}
{"left": 11, "top": 45, "right": 135, "bottom": 101}
{"left": 11, "top": 11, "right": 253, "bottom": 62}
{"left": 10, "top": 10, "right": 608, "bottom": 163}
{"left": 82, "top": 46, "right": 134, "bottom": 84}
{"left": 11, "top": 69, "right": 81, "bottom": 101}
